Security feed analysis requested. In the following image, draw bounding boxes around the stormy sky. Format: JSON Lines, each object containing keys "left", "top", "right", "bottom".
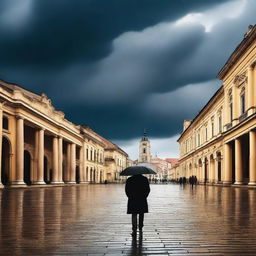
{"left": 0, "top": 0, "right": 256, "bottom": 160}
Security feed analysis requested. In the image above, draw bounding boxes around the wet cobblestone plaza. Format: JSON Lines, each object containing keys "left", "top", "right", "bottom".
{"left": 1, "top": 184, "right": 256, "bottom": 255}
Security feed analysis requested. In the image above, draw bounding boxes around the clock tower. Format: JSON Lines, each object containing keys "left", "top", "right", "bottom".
{"left": 138, "top": 129, "right": 151, "bottom": 163}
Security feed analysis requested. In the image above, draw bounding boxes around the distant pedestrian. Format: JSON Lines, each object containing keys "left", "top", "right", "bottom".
{"left": 189, "top": 176, "right": 192, "bottom": 185}
{"left": 191, "top": 176, "right": 195, "bottom": 189}
{"left": 194, "top": 176, "right": 198, "bottom": 185}
{"left": 125, "top": 174, "right": 150, "bottom": 237}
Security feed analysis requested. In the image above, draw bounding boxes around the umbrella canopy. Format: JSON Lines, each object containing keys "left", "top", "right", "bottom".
{"left": 120, "top": 165, "right": 156, "bottom": 176}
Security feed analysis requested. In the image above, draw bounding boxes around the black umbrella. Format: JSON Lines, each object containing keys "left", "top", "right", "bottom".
{"left": 120, "top": 165, "right": 156, "bottom": 176}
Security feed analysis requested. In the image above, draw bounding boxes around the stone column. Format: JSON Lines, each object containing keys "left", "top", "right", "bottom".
{"left": 254, "top": 64, "right": 256, "bottom": 110}
{"left": 12, "top": 116, "right": 25, "bottom": 185}
{"left": 87, "top": 167, "right": 91, "bottom": 182}
{"left": 58, "top": 136, "right": 64, "bottom": 183}
{"left": 67, "top": 143, "right": 76, "bottom": 184}
{"left": 79, "top": 146, "right": 83, "bottom": 183}
{"left": 82, "top": 143, "right": 89, "bottom": 184}
{"left": 51, "top": 136, "right": 59, "bottom": 184}
{"left": 223, "top": 143, "right": 232, "bottom": 185}
{"left": 0, "top": 106, "right": 3, "bottom": 187}
{"left": 249, "top": 130, "right": 256, "bottom": 185}
{"left": 33, "top": 130, "right": 39, "bottom": 183}
{"left": 201, "top": 161, "right": 205, "bottom": 184}
{"left": 248, "top": 66, "right": 254, "bottom": 115}
{"left": 66, "top": 143, "right": 71, "bottom": 182}
{"left": 234, "top": 138, "right": 243, "bottom": 184}
{"left": 33, "top": 128, "right": 45, "bottom": 184}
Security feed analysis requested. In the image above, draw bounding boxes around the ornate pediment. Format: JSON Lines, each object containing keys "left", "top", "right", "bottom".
{"left": 233, "top": 72, "right": 247, "bottom": 87}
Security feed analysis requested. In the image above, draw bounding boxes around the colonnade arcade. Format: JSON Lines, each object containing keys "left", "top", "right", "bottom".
{"left": 0, "top": 112, "right": 104, "bottom": 186}
{"left": 0, "top": 114, "right": 84, "bottom": 186}
{"left": 183, "top": 151, "right": 223, "bottom": 184}
{"left": 223, "top": 129, "right": 256, "bottom": 185}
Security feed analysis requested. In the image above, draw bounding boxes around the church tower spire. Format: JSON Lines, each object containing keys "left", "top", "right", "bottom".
{"left": 138, "top": 129, "right": 151, "bottom": 163}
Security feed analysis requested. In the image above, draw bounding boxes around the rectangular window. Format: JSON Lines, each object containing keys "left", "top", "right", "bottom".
{"left": 230, "top": 103, "right": 233, "bottom": 121}
{"left": 219, "top": 115, "right": 222, "bottom": 133}
{"left": 241, "top": 94, "right": 245, "bottom": 114}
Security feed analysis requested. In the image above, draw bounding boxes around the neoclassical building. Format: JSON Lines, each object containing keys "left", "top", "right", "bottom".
{"left": 177, "top": 25, "right": 256, "bottom": 186}
{"left": 0, "top": 80, "right": 129, "bottom": 188}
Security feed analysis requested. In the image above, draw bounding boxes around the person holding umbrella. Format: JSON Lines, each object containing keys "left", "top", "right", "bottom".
{"left": 121, "top": 166, "right": 155, "bottom": 237}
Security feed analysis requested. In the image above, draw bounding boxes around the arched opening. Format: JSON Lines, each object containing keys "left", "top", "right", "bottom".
{"left": 93, "top": 169, "right": 96, "bottom": 183}
{"left": 204, "top": 158, "right": 209, "bottom": 183}
{"left": 44, "top": 156, "right": 50, "bottom": 184}
{"left": 189, "top": 163, "right": 192, "bottom": 177}
{"left": 24, "top": 150, "right": 31, "bottom": 185}
{"left": 90, "top": 167, "right": 93, "bottom": 183}
{"left": 76, "top": 166, "right": 80, "bottom": 183}
{"left": 86, "top": 166, "right": 88, "bottom": 181}
{"left": 198, "top": 159, "right": 202, "bottom": 182}
{"left": 217, "top": 152, "right": 222, "bottom": 182}
{"left": 1, "top": 136, "right": 11, "bottom": 185}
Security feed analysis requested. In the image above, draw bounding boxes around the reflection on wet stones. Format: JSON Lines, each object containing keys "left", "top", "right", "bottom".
{"left": 0, "top": 184, "right": 256, "bottom": 255}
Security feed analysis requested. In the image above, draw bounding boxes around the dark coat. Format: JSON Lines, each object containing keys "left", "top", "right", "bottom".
{"left": 125, "top": 175, "right": 150, "bottom": 214}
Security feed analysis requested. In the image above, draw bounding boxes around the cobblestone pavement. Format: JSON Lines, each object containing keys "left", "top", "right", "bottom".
{"left": 1, "top": 184, "right": 256, "bottom": 255}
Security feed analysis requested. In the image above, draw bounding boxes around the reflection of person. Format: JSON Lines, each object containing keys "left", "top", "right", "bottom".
{"left": 125, "top": 174, "right": 150, "bottom": 236}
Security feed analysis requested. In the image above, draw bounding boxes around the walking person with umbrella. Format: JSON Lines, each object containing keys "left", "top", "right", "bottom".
{"left": 120, "top": 165, "right": 155, "bottom": 237}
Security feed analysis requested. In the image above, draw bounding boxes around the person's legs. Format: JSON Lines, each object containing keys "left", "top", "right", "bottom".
{"left": 132, "top": 214, "right": 137, "bottom": 232}
{"left": 138, "top": 213, "right": 144, "bottom": 230}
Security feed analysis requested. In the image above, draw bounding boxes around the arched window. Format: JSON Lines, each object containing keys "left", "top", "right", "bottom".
{"left": 218, "top": 109, "right": 222, "bottom": 133}
{"left": 3, "top": 116, "right": 8, "bottom": 130}
{"left": 240, "top": 87, "right": 245, "bottom": 114}
{"left": 90, "top": 149, "right": 93, "bottom": 161}
{"left": 143, "top": 148, "right": 146, "bottom": 154}
{"left": 211, "top": 117, "right": 214, "bottom": 137}
{"left": 86, "top": 148, "right": 89, "bottom": 160}
{"left": 205, "top": 125, "right": 208, "bottom": 141}
{"left": 229, "top": 91, "right": 233, "bottom": 122}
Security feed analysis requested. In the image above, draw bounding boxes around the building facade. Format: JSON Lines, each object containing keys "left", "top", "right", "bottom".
{"left": 0, "top": 80, "right": 129, "bottom": 188}
{"left": 177, "top": 25, "right": 256, "bottom": 186}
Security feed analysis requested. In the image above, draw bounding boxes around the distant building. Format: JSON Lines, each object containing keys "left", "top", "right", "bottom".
{"left": 135, "top": 131, "right": 179, "bottom": 181}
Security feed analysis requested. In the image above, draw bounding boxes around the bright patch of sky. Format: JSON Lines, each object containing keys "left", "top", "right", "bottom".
{"left": 114, "top": 134, "right": 180, "bottom": 161}
{"left": 175, "top": 0, "right": 246, "bottom": 32}
{"left": 1, "top": 0, "right": 33, "bottom": 29}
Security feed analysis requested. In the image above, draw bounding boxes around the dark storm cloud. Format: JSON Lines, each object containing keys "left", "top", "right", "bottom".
{"left": 0, "top": 0, "right": 230, "bottom": 68}
{"left": 0, "top": 0, "right": 255, "bottom": 142}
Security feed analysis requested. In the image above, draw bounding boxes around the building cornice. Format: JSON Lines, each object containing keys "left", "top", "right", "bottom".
{"left": 218, "top": 25, "right": 256, "bottom": 80}
{"left": 177, "top": 85, "right": 223, "bottom": 142}
{"left": 179, "top": 133, "right": 223, "bottom": 162}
